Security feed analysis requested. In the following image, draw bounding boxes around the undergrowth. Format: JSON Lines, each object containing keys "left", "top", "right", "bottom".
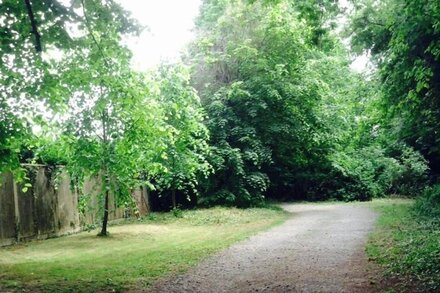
{"left": 367, "top": 199, "right": 440, "bottom": 292}
{"left": 141, "top": 206, "right": 285, "bottom": 225}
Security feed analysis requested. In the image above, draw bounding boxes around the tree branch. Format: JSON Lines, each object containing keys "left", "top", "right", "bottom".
{"left": 24, "top": 0, "right": 42, "bottom": 52}
{"left": 80, "top": 0, "right": 109, "bottom": 64}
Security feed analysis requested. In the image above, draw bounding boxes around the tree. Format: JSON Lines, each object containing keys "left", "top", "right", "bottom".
{"left": 348, "top": 0, "right": 440, "bottom": 176}
{"left": 188, "top": 0, "right": 361, "bottom": 203}
{"left": 151, "top": 65, "right": 211, "bottom": 209}
{"left": 30, "top": 0, "right": 157, "bottom": 236}
{"left": 0, "top": 0, "right": 140, "bottom": 180}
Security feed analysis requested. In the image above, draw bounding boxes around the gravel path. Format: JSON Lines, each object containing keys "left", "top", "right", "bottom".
{"left": 148, "top": 203, "right": 379, "bottom": 293}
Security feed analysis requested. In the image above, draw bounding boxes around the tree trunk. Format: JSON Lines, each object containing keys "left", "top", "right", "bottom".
{"left": 172, "top": 189, "right": 177, "bottom": 209}
{"left": 98, "top": 108, "right": 110, "bottom": 236}
{"left": 99, "top": 189, "right": 109, "bottom": 236}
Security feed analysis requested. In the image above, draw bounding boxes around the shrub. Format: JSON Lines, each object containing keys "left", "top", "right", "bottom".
{"left": 329, "top": 144, "right": 429, "bottom": 201}
{"left": 386, "top": 143, "right": 429, "bottom": 196}
{"left": 414, "top": 184, "right": 440, "bottom": 219}
{"left": 329, "top": 146, "right": 385, "bottom": 201}
{"left": 172, "top": 207, "right": 184, "bottom": 218}
{"left": 197, "top": 145, "right": 269, "bottom": 207}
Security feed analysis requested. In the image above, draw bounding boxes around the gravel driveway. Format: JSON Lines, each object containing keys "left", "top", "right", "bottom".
{"left": 148, "top": 203, "right": 378, "bottom": 292}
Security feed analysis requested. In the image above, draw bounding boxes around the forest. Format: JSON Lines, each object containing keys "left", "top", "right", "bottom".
{"left": 0, "top": 0, "right": 439, "bottom": 292}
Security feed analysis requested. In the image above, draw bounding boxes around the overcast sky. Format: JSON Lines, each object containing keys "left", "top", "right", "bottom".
{"left": 118, "top": 0, "right": 201, "bottom": 71}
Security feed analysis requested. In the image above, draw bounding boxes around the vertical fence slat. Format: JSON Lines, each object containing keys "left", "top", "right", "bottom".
{"left": 1, "top": 166, "right": 149, "bottom": 246}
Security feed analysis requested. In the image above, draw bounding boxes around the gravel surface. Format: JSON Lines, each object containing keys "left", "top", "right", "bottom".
{"left": 148, "top": 203, "right": 379, "bottom": 293}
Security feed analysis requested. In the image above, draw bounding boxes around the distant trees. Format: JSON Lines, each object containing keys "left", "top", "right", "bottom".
{"left": 187, "top": 0, "right": 369, "bottom": 204}
{"left": 349, "top": 0, "right": 440, "bottom": 175}
{"left": 187, "top": 0, "right": 432, "bottom": 205}
{"left": 151, "top": 65, "right": 211, "bottom": 209}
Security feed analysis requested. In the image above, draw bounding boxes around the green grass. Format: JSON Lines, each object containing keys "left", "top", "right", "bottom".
{"left": 0, "top": 207, "right": 289, "bottom": 292}
{"left": 366, "top": 199, "right": 440, "bottom": 292}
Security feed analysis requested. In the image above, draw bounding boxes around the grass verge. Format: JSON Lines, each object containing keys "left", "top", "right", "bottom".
{"left": 0, "top": 207, "right": 289, "bottom": 292}
{"left": 366, "top": 199, "right": 440, "bottom": 292}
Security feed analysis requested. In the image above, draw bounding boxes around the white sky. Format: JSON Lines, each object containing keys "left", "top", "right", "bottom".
{"left": 118, "top": 0, "right": 201, "bottom": 71}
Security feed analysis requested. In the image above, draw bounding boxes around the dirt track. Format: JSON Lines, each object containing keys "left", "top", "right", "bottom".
{"left": 149, "top": 203, "right": 378, "bottom": 292}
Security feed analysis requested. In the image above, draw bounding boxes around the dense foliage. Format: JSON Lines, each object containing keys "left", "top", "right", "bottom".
{"left": 1, "top": 1, "right": 438, "bottom": 290}
{"left": 349, "top": 0, "right": 440, "bottom": 175}
{"left": 190, "top": 0, "right": 347, "bottom": 205}
{"left": 150, "top": 65, "right": 211, "bottom": 208}
{"left": 348, "top": 0, "right": 439, "bottom": 213}
{"left": 1, "top": 0, "right": 438, "bottom": 215}
{"left": 185, "top": 0, "right": 432, "bottom": 205}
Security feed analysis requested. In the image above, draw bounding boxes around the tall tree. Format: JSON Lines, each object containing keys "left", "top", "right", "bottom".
{"left": 189, "top": 0, "right": 355, "bottom": 204}
{"left": 58, "top": 0, "right": 160, "bottom": 236}
{"left": 349, "top": 0, "right": 440, "bottom": 175}
{"left": 0, "top": 0, "right": 141, "bottom": 179}
{"left": 151, "top": 65, "right": 211, "bottom": 209}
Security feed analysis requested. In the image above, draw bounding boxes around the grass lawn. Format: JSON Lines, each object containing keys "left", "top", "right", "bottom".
{"left": 0, "top": 207, "right": 289, "bottom": 292}
{"left": 365, "top": 198, "right": 440, "bottom": 292}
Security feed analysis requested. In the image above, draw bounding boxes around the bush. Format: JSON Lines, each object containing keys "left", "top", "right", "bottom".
{"left": 172, "top": 207, "right": 184, "bottom": 218}
{"left": 328, "top": 144, "right": 429, "bottom": 201}
{"left": 329, "top": 146, "right": 386, "bottom": 201}
{"left": 414, "top": 184, "right": 440, "bottom": 219}
{"left": 335, "top": 178, "right": 374, "bottom": 202}
{"left": 386, "top": 143, "right": 429, "bottom": 196}
{"left": 198, "top": 190, "right": 236, "bottom": 207}
{"left": 197, "top": 145, "right": 269, "bottom": 207}
{"left": 198, "top": 188, "right": 265, "bottom": 208}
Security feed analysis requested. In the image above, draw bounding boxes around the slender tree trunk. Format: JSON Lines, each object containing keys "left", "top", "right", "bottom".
{"left": 171, "top": 153, "right": 177, "bottom": 209}
{"left": 99, "top": 189, "right": 109, "bottom": 236}
{"left": 172, "top": 189, "right": 177, "bottom": 209}
{"left": 98, "top": 107, "right": 110, "bottom": 236}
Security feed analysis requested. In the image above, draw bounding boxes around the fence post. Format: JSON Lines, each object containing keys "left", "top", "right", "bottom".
{"left": 143, "top": 186, "right": 150, "bottom": 214}
{"left": 12, "top": 180, "right": 20, "bottom": 242}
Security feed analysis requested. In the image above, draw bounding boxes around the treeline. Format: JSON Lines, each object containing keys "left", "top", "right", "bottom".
{"left": 348, "top": 0, "right": 440, "bottom": 219}
{"left": 0, "top": 0, "right": 438, "bottom": 218}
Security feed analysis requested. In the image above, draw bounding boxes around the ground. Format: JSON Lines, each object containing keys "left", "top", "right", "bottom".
{"left": 0, "top": 207, "right": 287, "bottom": 292}
{"left": 1, "top": 202, "right": 402, "bottom": 292}
{"left": 149, "top": 203, "right": 379, "bottom": 292}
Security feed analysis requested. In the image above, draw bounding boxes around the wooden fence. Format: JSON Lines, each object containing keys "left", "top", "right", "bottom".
{"left": 0, "top": 165, "right": 149, "bottom": 247}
